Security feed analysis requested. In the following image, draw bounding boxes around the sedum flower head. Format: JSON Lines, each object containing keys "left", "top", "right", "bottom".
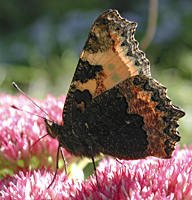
{"left": 1, "top": 146, "right": 192, "bottom": 199}
{"left": 0, "top": 94, "right": 192, "bottom": 199}
{"left": 0, "top": 94, "right": 72, "bottom": 174}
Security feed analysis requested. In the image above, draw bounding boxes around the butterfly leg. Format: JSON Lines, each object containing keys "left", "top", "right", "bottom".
{"left": 115, "top": 157, "right": 123, "bottom": 164}
{"left": 89, "top": 146, "right": 100, "bottom": 190}
{"left": 47, "top": 144, "right": 61, "bottom": 189}
{"left": 60, "top": 147, "right": 68, "bottom": 175}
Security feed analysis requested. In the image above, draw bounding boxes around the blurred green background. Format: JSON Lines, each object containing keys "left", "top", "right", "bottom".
{"left": 0, "top": 0, "right": 191, "bottom": 147}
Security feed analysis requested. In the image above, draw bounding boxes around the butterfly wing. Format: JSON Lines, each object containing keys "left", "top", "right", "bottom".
{"left": 61, "top": 9, "right": 185, "bottom": 159}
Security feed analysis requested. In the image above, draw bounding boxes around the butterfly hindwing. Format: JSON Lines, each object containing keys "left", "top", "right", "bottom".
{"left": 66, "top": 75, "right": 184, "bottom": 159}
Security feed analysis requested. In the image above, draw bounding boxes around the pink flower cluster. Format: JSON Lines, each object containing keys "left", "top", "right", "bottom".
{"left": 0, "top": 94, "right": 72, "bottom": 173}
{"left": 0, "top": 94, "right": 192, "bottom": 199}
{"left": 1, "top": 146, "right": 192, "bottom": 199}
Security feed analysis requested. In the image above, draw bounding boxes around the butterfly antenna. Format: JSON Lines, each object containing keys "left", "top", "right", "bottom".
{"left": 12, "top": 82, "right": 55, "bottom": 122}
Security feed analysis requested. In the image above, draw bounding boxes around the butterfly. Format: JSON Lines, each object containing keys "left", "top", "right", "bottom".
{"left": 44, "top": 9, "right": 185, "bottom": 189}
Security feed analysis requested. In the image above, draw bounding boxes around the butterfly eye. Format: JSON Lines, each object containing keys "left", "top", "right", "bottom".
{"left": 44, "top": 119, "right": 57, "bottom": 139}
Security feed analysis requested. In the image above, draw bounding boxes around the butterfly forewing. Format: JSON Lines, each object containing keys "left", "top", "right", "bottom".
{"left": 71, "top": 10, "right": 150, "bottom": 99}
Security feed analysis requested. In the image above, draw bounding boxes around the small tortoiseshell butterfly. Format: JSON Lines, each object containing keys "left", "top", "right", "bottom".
{"left": 42, "top": 9, "right": 185, "bottom": 189}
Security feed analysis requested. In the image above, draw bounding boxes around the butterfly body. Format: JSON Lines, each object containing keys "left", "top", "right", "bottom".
{"left": 44, "top": 9, "right": 185, "bottom": 188}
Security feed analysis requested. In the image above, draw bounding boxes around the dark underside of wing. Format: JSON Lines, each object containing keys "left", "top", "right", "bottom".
{"left": 70, "top": 75, "right": 185, "bottom": 159}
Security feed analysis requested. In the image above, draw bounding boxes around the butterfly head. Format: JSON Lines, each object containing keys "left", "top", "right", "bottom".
{"left": 44, "top": 118, "right": 72, "bottom": 153}
{"left": 44, "top": 118, "right": 62, "bottom": 139}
